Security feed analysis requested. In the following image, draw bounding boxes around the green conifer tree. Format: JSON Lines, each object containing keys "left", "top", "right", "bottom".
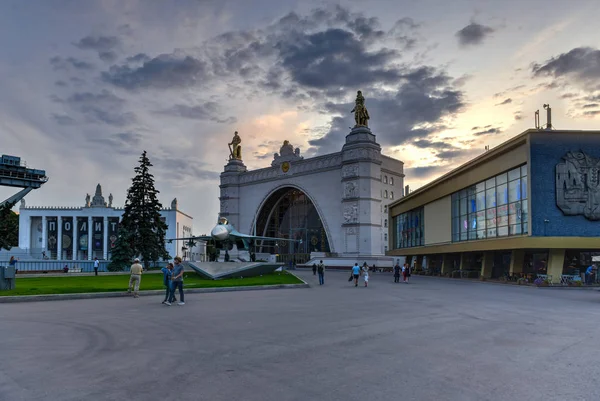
{"left": 0, "top": 202, "right": 19, "bottom": 251}
{"left": 119, "top": 151, "right": 170, "bottom": 268}
{"left": 107, "top": 227, "right": 134, "bottom": 271}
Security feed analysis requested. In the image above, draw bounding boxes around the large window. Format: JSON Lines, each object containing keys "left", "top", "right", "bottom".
{"left": 255, "top": 187, "right": 331, "bottom": 257}
{"left": 393, "top": 207, "right": 424, "bottom": 249}
{"left": 452, "top": 165, "right": 528, "bottom": 242}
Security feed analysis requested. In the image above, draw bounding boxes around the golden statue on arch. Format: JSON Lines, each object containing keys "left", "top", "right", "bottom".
{"left": 350, "top": 90, "right": 370, "bottom": 127}
{"left": 228, "top": 130, "right": 242, "bottom": 160}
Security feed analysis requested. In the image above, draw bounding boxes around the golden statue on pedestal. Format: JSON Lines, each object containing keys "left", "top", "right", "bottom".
{"left": 228, "top": 131, "right": 242, "bottom": 160}
{"left": 350, "top": 90, "right": 370, "bottom": 127}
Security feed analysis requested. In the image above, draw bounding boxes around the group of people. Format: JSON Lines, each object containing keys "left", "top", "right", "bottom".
{"left": 393, "top": 262, "right": 411, "bottom": 283}
{"left": 125, "top": 256, "right": 185, "bottom": 305}
{"left": 313, "top": 260, "right": 410, "bottom": 287}
{"left": 350, "top": 263, "right": 370, "bottom": 287}
{"left": 160, "top": 256, "right": 185, "bottom": 305}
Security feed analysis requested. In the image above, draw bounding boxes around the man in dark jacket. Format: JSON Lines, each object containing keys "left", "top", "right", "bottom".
{"left": 393, "top": 262, "right": 401, "bottom": 283}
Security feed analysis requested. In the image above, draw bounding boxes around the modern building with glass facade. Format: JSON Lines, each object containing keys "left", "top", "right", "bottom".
{"left": 387, "top": 129, "right": 600, "bottom": 284}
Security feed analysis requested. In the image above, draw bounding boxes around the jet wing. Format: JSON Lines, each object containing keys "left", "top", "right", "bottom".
{"left": 229, "top": 230, "right": 302, "bottom": 243}
{"left": 165, "top": 236, "right": 212, "bottom": 243}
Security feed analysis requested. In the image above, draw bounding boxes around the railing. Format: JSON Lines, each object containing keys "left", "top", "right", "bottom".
{"left": 276, "top": 253, "right": 311, "bottom": 265}
{"left": 0, "top": 260, "right": 170, "bottom": 273}
{"left": 0, "top": 168, "right": 47, "bottom": 182}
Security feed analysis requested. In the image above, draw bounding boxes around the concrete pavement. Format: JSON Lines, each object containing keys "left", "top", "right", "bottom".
{"left": 2, "top": 269, "right": 600, "bottom": 401}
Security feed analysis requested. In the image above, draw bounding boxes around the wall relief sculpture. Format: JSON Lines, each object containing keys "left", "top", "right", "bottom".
{"left": 220, "top": 200, "right": 228, "bottom": 212}
{"left": 556, "top": 150, "right": 600, "bottom": 220}
{"left": 343, "top": 203, "right": 359, "bottom": 224}
{"left": 342, "top": 164, "right": 358, "bottom": 178}
{"left": 344, "top": 181, "right": 358, "bottom": 198}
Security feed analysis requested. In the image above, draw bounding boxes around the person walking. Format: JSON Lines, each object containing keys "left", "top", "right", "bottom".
{"left": 351, "top": 263, "right": 361, "bottom": 287}
{"left": 160, "top": 263, "right": 176, "bottom": 304}
{"left": 393, "top": 261, "right": 401, "bottom": 283}
{"left": 128, "top": 258, "right": 143, "bottom": 298}
{"left": 402, "top": 263, "right": 408, "bottom": 283}
{"left": 362, "top": 264, "right": 369, "bottom": 287}
{"left": 93, "top": 257, "right": 99, "bottom": 276}
{"left": 312, "top": 263, "right": 317, "bottom": 276}
{"left": 166, "top": 256, "right": 185, "bottom": 306}
{"left": 9, "top": 256, "right": 17, "bottom": 274}
{"left": 317, "top": 260, "right": 325, "bottom": 285}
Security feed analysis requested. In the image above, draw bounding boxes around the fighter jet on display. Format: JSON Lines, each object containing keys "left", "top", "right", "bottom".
{"left": 167, "top": 216, "right": 301, "bottom": 261}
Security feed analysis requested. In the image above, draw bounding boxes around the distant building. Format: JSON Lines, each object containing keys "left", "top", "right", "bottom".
{"left": 17, "top": 184, "right": 199, "bottom": 261}
{"left": 387, "top": 129, "right": 600, "bottom": 284}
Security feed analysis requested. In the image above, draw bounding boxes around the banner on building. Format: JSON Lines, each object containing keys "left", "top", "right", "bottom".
{"left": 108, "top": 218, "right": 119, "bottom": 249}
{"left": 93, "top": 218, "right": 103, "bottom": 252}
{"left": 78, "top": 218, "right": 88, "bottom": 251}
{"left": 47, "top": 218, "right": 58, "bottom": 252}
{"left": 62, "top": 218, "right": 73, "bottom": 250}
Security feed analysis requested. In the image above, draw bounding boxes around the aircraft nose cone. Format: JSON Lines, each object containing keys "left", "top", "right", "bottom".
{"left": 211, "top": 225, "right": 228, "bottom": 240}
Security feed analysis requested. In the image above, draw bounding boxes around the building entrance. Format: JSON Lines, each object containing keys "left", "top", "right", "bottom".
{"left": 255, "top": 187, "right": 330, "bottom": 264}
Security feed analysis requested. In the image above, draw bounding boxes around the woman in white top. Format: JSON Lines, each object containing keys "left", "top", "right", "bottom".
{"left": 362, "top": 264, "right": 369, "bottom": 287}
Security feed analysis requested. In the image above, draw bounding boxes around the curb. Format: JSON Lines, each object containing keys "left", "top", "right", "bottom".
{"left": 411, "top": 274, "right": 600, "bottom": 290}
{"left": 0, "top": 282, "right": 310, "bottom": 304}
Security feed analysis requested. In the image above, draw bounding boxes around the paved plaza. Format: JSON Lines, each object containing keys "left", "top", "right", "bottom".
{"left": 2, "top": 270, "right": 600, "bottom": 401}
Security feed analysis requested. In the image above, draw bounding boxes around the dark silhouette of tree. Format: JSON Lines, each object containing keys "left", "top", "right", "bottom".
{"left": 107, "top": 227, "right": 134, "bottom": 271}
{"left": 0, "top": 202, "right": 19, "bottom": 251}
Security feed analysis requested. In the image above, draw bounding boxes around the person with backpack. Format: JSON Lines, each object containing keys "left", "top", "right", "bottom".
{"left": 317, "top": 260, "right": 325, "bottom": 285}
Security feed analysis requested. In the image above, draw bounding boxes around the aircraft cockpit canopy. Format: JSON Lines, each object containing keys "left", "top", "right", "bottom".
{"left": 218, "top": 217, "right": 229, "bottom": 225}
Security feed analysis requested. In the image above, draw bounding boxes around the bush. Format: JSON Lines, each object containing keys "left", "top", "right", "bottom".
{"left": 451, "top": 270, "right": 461, "bottom": 278}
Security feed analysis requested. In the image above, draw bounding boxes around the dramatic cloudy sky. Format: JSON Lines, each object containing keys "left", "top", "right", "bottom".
{"left": 2, "top": 0, "right": 600, "bottom": 233}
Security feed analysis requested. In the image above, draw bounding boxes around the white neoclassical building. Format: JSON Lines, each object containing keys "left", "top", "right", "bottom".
{"left": 219, "top": 124, "right": 405, "bottom": 268}
{"left": 17, "top": 184, "right": 197, "bottom": 261}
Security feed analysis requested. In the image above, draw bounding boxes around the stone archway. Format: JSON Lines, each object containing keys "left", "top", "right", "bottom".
{"left": 253, "top": 186, "right": 331, "bottom": 264}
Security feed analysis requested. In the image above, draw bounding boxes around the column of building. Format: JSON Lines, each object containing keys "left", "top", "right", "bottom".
{"left": 72, "top": 218, "right": 77, "bottom": 261}
{"left": 57, "top": 216, "right": 62, "bottom": 260}
{"left": 41, "top": 216, "right": 47, "bottom": 258}
{"left": 103, "top": 216, "right": 108, "bottom": 260}
{"left": 88, "top": 216, "right": 93, "bottom": 260}
{"left": 25, "top": 216, "right": 31, "bottom": 254}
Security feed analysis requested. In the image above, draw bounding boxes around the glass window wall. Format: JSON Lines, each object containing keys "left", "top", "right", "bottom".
{"left": 451, "top": 164, "right": 527, "bottom": 242}
{"left": 393, "top": 207, "right": 424, "bottom": 249}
